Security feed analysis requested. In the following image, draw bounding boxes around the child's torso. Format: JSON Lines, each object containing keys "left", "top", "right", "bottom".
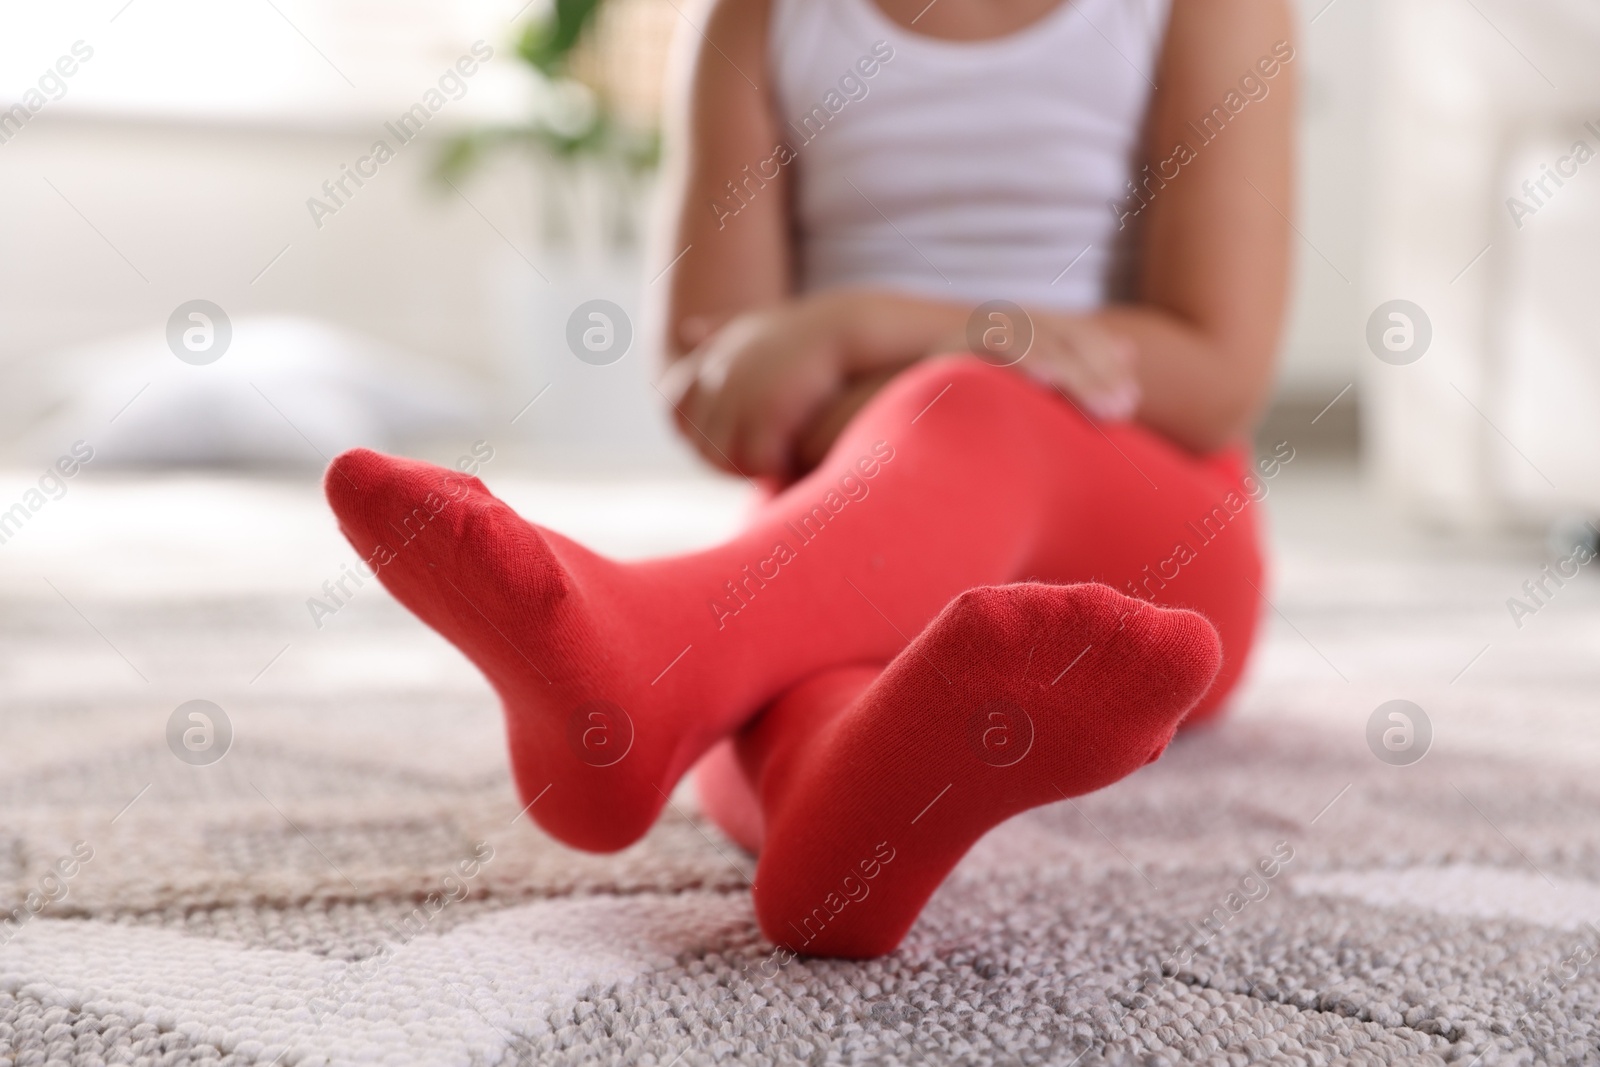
{"left": 768, "top": 0, "right": 1172, "bottom": 311}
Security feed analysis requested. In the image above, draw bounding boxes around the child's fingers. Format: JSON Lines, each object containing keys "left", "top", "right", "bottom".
{"left": 674, "top": 371, "right": 735, "bottom": 468}
{"left": 1069, "top": 362, "right": 1138, "bottom": 419}
{"left": 679, "top": 311, "right": 743, "bottom": 351}
{"left": 670, "top": 373, "right": 706, "bottom": 442}
{"left": 697, "top": 378, "right": 745, "bottom": 473}
{"left": 662, "top": 373, "right": 701, "bottom": 445}
{"left": 737, "top": 418, "right": 791, "bottom": 480}
{"left": 1061, "top": 320, "right": 1132, "bottom": 391}
{"left": 1081, "top": 379, "right": 1142, "bottom": 421}
{"left": 658, "top": 354, "right": 699, "bottom": 409}
{"left": 710, "top": 367, "right": 803, "bottom": 479}
{"left": 680, "top": 384, "right": 741, "bottom": 474}
{"left": 1022, "top": 326, "right": 1140, "bottom": 421}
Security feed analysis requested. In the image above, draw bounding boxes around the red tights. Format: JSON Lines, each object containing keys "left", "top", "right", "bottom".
{"left": 324, "top": 356, "right": 1264, "bottom": 957}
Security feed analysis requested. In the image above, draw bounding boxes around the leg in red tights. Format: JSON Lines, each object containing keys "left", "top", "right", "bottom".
{"left": 710, "top": 581, "right": 1224, "bottom": 958}
{"left": 691, "top": 359, "right": 1268, "bottom": 956}
{"left": 323, "top": 356, "right": 1262, "bottom": 855}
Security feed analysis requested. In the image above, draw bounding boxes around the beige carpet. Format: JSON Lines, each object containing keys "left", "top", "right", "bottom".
{"left": 2, "top": 468, "right": 1598, "bottom": 1065}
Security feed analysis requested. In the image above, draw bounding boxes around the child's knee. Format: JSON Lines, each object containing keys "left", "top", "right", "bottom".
{"left": 830, "top": 355, "right": 1059, "bottom": 467}
{"left": 873, "top": 354, "right": 1033, "bottom": 426}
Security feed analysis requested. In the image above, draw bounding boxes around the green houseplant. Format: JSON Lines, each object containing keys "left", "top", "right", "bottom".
{"left": 438, "top": 0, "right": 663, "bottom": 183}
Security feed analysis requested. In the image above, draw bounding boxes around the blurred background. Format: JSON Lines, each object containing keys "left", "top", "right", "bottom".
{"left": 1, "top": 0, "right": 1598, "bottom": 621}
{"left": 0, "top": 0, "right": 1593, "bottom": 492}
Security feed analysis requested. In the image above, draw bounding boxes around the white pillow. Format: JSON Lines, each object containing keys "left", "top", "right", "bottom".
{"left": 11, "top": 316, "right": 489, "bottom": 469}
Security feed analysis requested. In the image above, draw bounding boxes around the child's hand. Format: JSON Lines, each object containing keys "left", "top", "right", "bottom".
{"left": 661, "top": 293, "right": 1143, "bottom": 478}
{"left": 663, "top": 296, "right": 849, "bottom": 478}
{"left": 1013, "top": 314, "right": 1142, "bottom": 422}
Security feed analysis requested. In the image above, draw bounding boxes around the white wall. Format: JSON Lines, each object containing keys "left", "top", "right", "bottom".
{"left": 1361, "top": 0, "right": 1600, "bottom": 526}
{"left": 1275, "top": 0, "right": 1377, "bottom": 403}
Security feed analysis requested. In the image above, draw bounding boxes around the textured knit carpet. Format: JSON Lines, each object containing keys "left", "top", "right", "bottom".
{"left": 2, "top": 470, "right": 1598, "bottom": 1066}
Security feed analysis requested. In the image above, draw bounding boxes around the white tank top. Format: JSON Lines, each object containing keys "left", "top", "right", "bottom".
{"left": 768, "top": 0, "right": 1171, "bottom": 311}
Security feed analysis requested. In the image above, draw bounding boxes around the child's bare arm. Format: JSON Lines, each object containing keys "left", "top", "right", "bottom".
{"left": 1106, "top": 0, "right": 1297, "bottom": 453}
{"left": 653, "top": 0, "right": 788, "bottom": 380}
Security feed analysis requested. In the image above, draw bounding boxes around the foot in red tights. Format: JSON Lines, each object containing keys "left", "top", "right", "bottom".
{"left": 324, "top": 437, "right": 976, "bottom": 852}
{"left": 323, "top": 450, "right": 725, "bottom": 852}
{"left": 718, "top": 582, "right": 1220, "bottom": 958}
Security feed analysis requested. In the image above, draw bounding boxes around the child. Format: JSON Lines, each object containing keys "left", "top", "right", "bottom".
{"left": 324, "top": 0, "right": 1294, "bottom": 958}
